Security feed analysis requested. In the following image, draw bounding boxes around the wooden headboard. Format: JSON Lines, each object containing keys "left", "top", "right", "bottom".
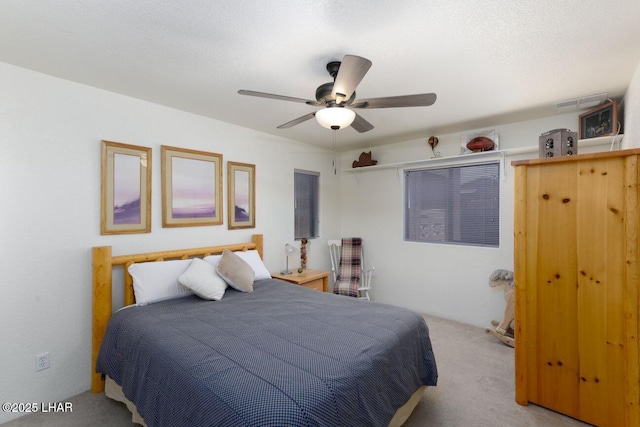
{"left": 91, "top": 234, "right": 263, "bottom": 393}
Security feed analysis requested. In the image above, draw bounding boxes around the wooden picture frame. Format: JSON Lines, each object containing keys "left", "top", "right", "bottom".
{"left": 579, "top": 100, "right": 618, "bottom": 139}
{"left": 161, "top": 145, "right": 223, "bottom": 227}
{"left": 227, "top": 162, "right": 255, "bottom": 229}
{"left": 101, "top": 140, "right": 151, "bottom": 235}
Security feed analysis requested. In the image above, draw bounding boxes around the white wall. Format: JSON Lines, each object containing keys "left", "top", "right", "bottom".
{"left": 0, "top": 62, "right": 340, "bottom": 423}
{"left": 338, "top": 115, "right": 613, "bottom": 328}
{"left": 622, "top": 61, "right": 640, "bottom": 148}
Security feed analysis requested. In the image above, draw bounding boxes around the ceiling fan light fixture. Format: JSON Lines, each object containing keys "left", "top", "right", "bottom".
{"left": 315, "top": 107, "right": 355, "bottom": 130}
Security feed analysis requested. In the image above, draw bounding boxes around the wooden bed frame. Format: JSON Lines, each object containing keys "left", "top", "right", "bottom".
{"left": 91, "top": 234, "right": 263, "bottom": 393}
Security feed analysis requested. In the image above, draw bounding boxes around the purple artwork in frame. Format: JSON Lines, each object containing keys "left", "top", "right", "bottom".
{"left": 227, "top": 161, "right": 255, "bottom": 229}
{"left": 101, "top": 140, "right": 151, "bottom": 234}
{"left": 161, "top": 145, "right": 223, "bottom": 227}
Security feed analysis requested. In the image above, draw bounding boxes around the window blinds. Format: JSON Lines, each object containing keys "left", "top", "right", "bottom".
{"left": 404, "top": 162, "right": 500, "bottom": 247}
{"left": 294, "top": 170, "right": 319, "bottom": 239}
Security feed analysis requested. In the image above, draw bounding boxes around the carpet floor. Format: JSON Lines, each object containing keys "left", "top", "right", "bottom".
{"left": 2, "top": 314, "right": 590, "bottom": 427}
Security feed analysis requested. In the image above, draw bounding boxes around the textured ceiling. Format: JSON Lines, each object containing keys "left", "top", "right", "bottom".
{"left": 1, "top": 0, "right": 639, "bottom": 151}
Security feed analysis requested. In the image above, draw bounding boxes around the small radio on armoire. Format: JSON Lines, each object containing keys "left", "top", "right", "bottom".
{"left": 539, "top": 128, "right": 577, "bottom": 158}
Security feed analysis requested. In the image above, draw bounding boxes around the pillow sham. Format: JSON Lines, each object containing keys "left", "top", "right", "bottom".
{"left": 128, "top": 259, "right": 193, "bottom": 305}
{"left": 216, "top": 249, "right": 255, "bottom": 292}
{"left": 203, "top": 254, "right": 223, "bottom": 267}
{"left": 235, "top": 250, "right": 272, "bottom": 280}
{"left": 178, "top": 258, "right": 227, "bottom": 301}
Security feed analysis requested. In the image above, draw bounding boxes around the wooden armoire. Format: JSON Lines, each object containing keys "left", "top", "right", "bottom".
{"left": 512, "top": 149, "right": 640, "bottom": 426}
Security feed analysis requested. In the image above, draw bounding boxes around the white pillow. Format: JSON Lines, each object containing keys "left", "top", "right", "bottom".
{"left": 128, "top": 259, "right": 193, "bottom": 305}
{"left": 203, "top": 254, "right": 223, "bottom": 267}
{"left": 234, "top": 250, "right": 271, "bottom": 280}
{"left": 178, "top": 258, "right": 227, "bottom": 301}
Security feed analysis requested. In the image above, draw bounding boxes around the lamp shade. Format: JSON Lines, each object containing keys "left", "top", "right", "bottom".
{"left": 315, "top": 107, "right": 356, "bottom": 129}
{"left": 282, "top": 243, "right": 299, "bottom": 275}
{"left": 284, "top": 243, "right": 299, "bottom": 256}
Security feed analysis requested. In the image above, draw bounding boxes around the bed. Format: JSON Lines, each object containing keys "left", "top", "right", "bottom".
{"left": 92, "top": 235, "right": 438, "bottom": 426}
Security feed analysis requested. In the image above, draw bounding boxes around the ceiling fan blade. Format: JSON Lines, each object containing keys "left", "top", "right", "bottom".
{"left": 238, "top": 90, "right": 322, "bottom": 106}
{"left": 351, "top": 112, "right": 374, "bottom": 133}
{"left": 351, "top": 93, "right": 437, "bottom": 109}
{"left": 277, "top": 112, "right": 316, "bottom": 129}
{"left": 331, "top": 55, "right": 372, "bottom": 104}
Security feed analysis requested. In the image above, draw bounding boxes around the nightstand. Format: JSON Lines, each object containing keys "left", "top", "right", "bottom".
{"left": 271, "top": 269, "right": 330, "bottom": 292}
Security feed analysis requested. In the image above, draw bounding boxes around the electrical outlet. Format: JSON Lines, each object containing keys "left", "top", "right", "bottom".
{"left": 35, "top": 352, "right": 50, "bottom": 372}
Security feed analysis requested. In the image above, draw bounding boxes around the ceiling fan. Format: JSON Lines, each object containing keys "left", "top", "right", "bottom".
{"left": 238, "top": 54, "right": 437, "bottom": 133}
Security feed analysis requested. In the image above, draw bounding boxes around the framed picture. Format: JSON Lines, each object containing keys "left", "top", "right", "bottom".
{"left": 227, "top": 162, "right": 255, "bottom": 229}
{"left": 101, "top": 140, "right": 151, "bottom": 235}
{"left": 161, "top": 145, "right": 223, "bottom": 227}
{"left": 579, "top": 100, "right": 618, "bottom": 139}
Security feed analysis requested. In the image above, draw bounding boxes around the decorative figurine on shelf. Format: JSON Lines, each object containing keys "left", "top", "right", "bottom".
{"left": 484, "top": 269, "right": 515, "bottom": 347}
{"left": 352, "top": 151, "right": 378, "bottom": 168}
{"left": 428, "top": 136, "right": 441, "bottom": 158}
{"left": 300, "top": 238, "right": 308, "bottom": 271}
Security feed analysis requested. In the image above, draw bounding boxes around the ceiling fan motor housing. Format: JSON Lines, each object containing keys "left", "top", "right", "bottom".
{"left": 315, "top": 82, "right": 355, "bottom": 105}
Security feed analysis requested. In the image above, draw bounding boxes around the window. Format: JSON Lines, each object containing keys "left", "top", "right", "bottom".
{"left": 404, "top": 162, "right": 500, "bottom": 247}
{"left": 294, "top": 170, "right": 319, "bottom": 239}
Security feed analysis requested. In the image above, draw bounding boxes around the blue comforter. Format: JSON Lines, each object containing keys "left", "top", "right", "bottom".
{"left": 96, "top": 278, "right": 437, "bottom": 426}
